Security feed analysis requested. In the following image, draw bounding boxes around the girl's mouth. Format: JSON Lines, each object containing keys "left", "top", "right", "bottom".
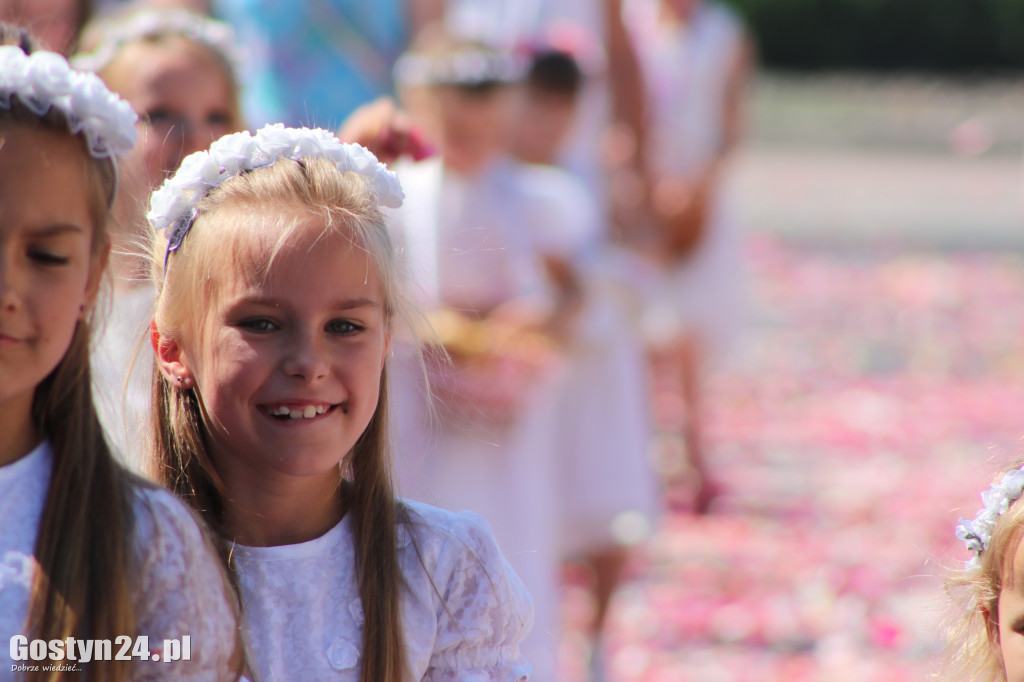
{"left": 263, "top": 404, "right": 336, "bottom": 421}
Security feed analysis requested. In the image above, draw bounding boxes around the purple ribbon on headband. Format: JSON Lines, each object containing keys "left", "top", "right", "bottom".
{"left": 164, "top": 207, "right": 199, "bottom": 270}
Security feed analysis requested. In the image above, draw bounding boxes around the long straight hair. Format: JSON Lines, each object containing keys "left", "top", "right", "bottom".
{"left": 2, "top": 92, "right": 134, "bottom": 682}
{"left": 149, "top": 157, "right": 410, "bottom": 682}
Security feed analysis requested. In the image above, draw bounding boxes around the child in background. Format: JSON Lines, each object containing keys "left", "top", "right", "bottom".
{"left": 391, "top": 34, "right": 594, "bottom": 681}
{"left": 514, "top": 44, "right": 659, "bottom": 680}
{"left": 75, "top": 7, "right": 246, "bottom": 465}
{"left": 0, "top": 33, "right": 242, "bottom": 680}
{"left": 624, "top": 0, "right": 754, "bottom": 512}
{"left": 946, "top": 462, "right": 1024, "bottom": 681}
{"left": 147, "top": 124, "right": 532, "bottom": 682}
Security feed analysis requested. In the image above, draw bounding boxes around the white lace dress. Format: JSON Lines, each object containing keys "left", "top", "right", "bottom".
{"left": 0, "top": 441, "right": 240, "bottom": 681}
{"left": 232, "top": 499, "right": 533, "bottom": 681}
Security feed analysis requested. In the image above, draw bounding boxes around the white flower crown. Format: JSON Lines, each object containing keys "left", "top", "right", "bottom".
{"left": 956, "top": 464, "right": 1024, "bottom": 569}
{"left": 0, "top": 46, "right": 137, "bottom": 159}
{"left": 394, "top": 48, "right": 527, "bottom": 88}
{"left": 149, "top": 124, "right": 405, "bottom": 262}
{"left": 72, "top": 8, "right": 243, "bottom": 78}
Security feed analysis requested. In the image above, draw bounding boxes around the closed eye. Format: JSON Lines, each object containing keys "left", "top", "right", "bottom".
{"left": 28, "top": 250, "right": 69, "bottom": 266}
{"left": 208, "top": 111, "right": 232, "bottom": 127}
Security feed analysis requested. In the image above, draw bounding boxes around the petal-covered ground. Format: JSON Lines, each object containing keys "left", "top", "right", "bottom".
{"left": 567, "top": 236, "right": 1024, "bottom": 681}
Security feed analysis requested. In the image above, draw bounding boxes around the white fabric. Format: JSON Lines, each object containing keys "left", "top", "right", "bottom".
{"left": 92, "top": 285, "right": 155, "bottom": 470}
{"left": 0, "top": 442, "right": 240, "bottom": 681}
{"left": 396, "top": 157, "right": 591, "bottom": 312}
{"left": 553, "top": 293, "right": 660, "bottom": 557}
{"left": 390, "top": 156, "right": 593, "bottom": 681}
{"left": 233, "top": 499, "right": 533, "bottom": 681}
{"left": 625, "top": 0, "right": 747, "bottom": 350}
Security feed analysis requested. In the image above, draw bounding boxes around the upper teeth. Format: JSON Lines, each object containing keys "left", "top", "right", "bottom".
{"left": 270, "top": 405, "right": 328, "bottom": 419}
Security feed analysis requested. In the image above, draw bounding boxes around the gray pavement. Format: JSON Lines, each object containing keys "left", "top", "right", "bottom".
{"left": 738, "top": 74, "right": 1024, "bottom": 249}
{"left": 734, "top": 146, "right": 1024, "bottom": 248}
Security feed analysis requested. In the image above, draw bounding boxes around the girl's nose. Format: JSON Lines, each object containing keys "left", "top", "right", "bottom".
{"left": 282, "top": 332, "right": 330, "bottom": 381}
{"left": 0, "top": 258, "right": 22, "bottom": 312}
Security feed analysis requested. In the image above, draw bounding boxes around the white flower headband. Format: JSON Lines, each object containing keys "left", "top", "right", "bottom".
{"left": 394, "top": 47, "right": 527, "bottom": 88}
{"left": 149, "top": 124, "right": 405, "bottom": 267}
{"left": 956, "top": 464, "right": 1024, "bottom": 569}
{"left": 72, "top": 8, "right": 243, "bottom": 78}
{"left": 0, "top": 46, "right": 138, "bottom": 159}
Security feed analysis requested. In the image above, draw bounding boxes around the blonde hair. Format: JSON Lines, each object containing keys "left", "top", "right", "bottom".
{"left": 149, "top": 156, "right": 413, "bottom": 682}
{"left": 944, "top": 462, "right": 1024, "bottom": 681}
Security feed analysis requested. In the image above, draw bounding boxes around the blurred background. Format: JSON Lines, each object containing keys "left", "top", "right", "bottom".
{"left": 601, "top": 2, "right": 1024, "bottom": 681}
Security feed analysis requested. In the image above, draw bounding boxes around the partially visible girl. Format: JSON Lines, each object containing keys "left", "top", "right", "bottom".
{"left": 0, "top": 30, "right": 243, "bottom": 681}
{"left": 74, "top": 7, "right": 245, "bottom": 464}
{"left": 146, "top": 124, "right": 532, "bottom": 681}
{"left": 946, "top": 462, "right": 1024, "bottom": 681}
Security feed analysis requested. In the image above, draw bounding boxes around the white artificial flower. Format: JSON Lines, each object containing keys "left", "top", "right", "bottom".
{"left": 957, "top": 463, "right": 1024, "bottom": 568}
{"left": 212, "top": 131, "right": 258, "bottom": 175}
{"left": 254, "top": 123, "right": 295, "bottom": 159}
{"left": 24, "top": 51, "right": 73, "bottom": 106}
{"left": 72, "top": 8, "right": 243, "bottom": 79}
{"left": 0, "top": 47, "right": 137, "bottom": 159}
{"left": 174, "top": 152, "right": 223, "bottom": 189}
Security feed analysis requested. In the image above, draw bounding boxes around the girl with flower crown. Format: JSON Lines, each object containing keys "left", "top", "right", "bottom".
{"left": 946, "top": 461, "right": 1024, "bottom": 681}
{"left": 146, "top": 123, "right": 533, "bottom": 682}
{"left": 0, "top": 29, "right": 244, "bottom": 682}
{"left": 79, "top": 7, "right": 436, "bottom": 467}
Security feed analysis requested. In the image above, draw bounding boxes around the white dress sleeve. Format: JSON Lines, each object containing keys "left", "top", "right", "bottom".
{"left": 424, "top": 511, "right": 534, "bottom": 682}
{"left": 129, "top": 487, "right": 242, "bottom": 681}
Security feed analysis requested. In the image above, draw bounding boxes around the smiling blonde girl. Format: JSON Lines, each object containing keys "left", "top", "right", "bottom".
{"left": 147, "top": 125, "right": 533, "bottom": 681}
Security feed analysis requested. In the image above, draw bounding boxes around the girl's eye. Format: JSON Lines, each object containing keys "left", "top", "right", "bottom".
{"left": 143, "top": 108, "right": 175, "bottom": 127}
{"left": 207, "top": 111, "right": 232, "bottom": 127}
{"left": 326, "top": 319, "right": 361, "bottom": 335}
{"left": 28, "top": 250, "right": 69, "bottom": 266}
{"left": 239, "top": 318, "right": 278, "bottom": 333}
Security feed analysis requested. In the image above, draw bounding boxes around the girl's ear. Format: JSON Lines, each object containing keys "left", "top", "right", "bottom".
{"left": 983, "top": 603, "right": 1001, "bottom": 646}
{"left": 150, "top": 318, "right": 195, "bottom": 388}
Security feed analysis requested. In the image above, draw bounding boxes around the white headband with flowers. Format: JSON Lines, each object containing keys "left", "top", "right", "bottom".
{"left": 148, "top": 124, "right": 405, "bottom": 266}
{"left": 956, "top": 464, "right": 1024, "bottom": 568}
{"left": 393, "top": 48, "right": 527, "bottom": 88}
{"left": 72, "top": 8, "right": 243, "bottom": 78}
{"left": 0, "top": 46, "right": 138, "bottom": 158}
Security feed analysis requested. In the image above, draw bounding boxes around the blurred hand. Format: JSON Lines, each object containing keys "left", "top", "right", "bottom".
{"left": 336, "top": 97, "right": 436, "bottom": 165}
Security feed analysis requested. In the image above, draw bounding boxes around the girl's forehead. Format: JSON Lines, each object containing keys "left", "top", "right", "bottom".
{"left": 204, "top": 208, "right": 378, "bottom": 288}
{"left": 105, "top": 38, "right": 229, "bottom": 93}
